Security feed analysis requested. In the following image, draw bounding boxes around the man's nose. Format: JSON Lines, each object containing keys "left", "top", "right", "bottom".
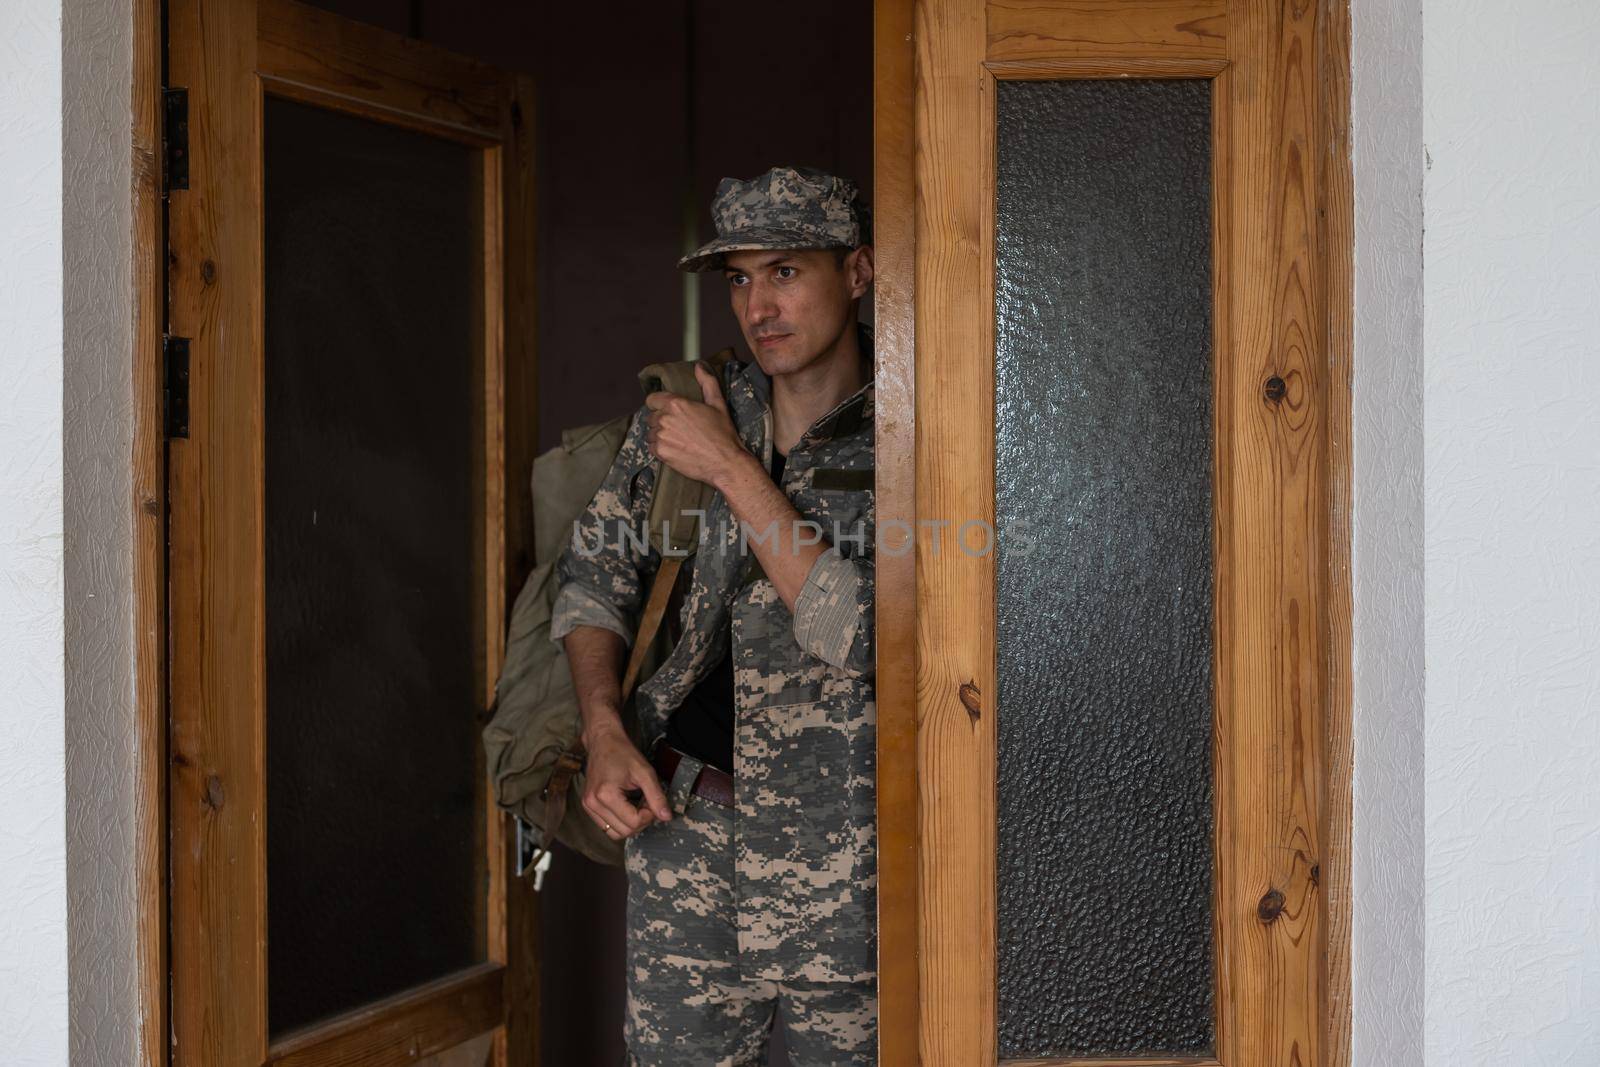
{"left": 744, "top": 281, "right": 778, "bottom": 324}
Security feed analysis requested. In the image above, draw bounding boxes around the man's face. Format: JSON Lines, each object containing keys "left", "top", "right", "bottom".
{"left": 722, "top": 247, "right": 874, "bottom": 377}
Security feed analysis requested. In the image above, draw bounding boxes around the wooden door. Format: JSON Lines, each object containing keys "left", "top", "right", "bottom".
{"left": 873, "top": 1, "right": 1352, "bottom": 1065}
{"left": 165, "top": 1, "right": 538, "bottom": 1062}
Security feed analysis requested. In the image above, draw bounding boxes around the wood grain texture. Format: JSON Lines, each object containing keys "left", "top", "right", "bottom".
{"left": 1215, "top": 0, "right": 1329, "bottom": 1062}
{"left": 257, "top": 0, "right": 504, "bottom": 141}
{"left": 1203, "top": 66, "right": 1241, "bottom": 1067}
{"left": 1209, "top": 61, "right": 1239, "bottom": 1067}
{"left": 502, "top": 74, "right": 540, "bottom": 597}
{"left": 266, "top": 964, "right": 504, "bottom": 1066}
{"left": 915, "top": 1, "right": 999, "bottom": 1064}
{"left": 872, "top": 2, "right": 918, "bottom": 1065}
{"left": 984, "top": 55, "right": 1229, "bottom": 78}
{"left": 131, "top": 0, "right": 167, "bottom": 1062}
{"left": 987, "top": 0, "right": 1228, "bottom": 61}
{"left": 899, "top": 0, "right": 1350, "bottom": 1062}
{"left": 501, "top": 831, "right": 540, "bottom": 1067}
{"left": 472, "top": 140, "right": 511, "bottom": 1066}
{"left": 499, "top": 70, "right": 542, "bottom": 1067}
{"left": 166, "top": 0, "right": 269, "bottom": 1060}
{"left": 1316, "top": 0, "right": 1355, "bottom": 1062}
{"left": 419, "top": 1030, "right": 497, "bottom": 1067}
{"left": 1002, "top": 1058, "right": 1222, "bottom": 1067}
{"left": 165, "top": 3, "right": 532, "bottom": 1061}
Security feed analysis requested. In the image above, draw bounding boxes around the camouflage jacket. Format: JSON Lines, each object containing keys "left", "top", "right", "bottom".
{"left": 551, "top": 327, "right": 877, "bottom": 984}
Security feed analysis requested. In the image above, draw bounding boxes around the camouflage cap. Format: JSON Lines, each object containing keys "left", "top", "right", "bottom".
{"left": 677, "top": 164, "right": 868, "bottom": 273}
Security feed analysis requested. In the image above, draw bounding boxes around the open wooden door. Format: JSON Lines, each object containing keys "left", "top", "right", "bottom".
{"left": 874, "top": 0, "right": 1351, "bottom": 1065}
{"left": 165, "top": 1, "right": 538, "bottom": 1062}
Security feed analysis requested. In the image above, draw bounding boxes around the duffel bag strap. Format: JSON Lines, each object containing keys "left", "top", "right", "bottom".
{"left": 620, "top": 555, "right": 684, "bottom": 701}
{"left": 533, "top": 747, "right": 586, "bottom": 861}
{"left": 529, "top": 351, "right": 730, "bottom": 873}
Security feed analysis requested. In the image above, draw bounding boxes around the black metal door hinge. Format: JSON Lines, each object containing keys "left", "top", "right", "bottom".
{"left": 164, "top": 336, "right": 190, "bottom": 439}
{"left": 163, "top": 88, "right": 189, "bottom": 192}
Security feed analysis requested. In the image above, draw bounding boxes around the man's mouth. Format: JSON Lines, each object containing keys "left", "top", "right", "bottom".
{"left": 756, "top": 333, "right": 790, "bottom": 347}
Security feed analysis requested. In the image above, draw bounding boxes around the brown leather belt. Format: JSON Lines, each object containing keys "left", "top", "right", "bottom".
{"left": 650, "top": 741, "right": 734, "bottom": 809}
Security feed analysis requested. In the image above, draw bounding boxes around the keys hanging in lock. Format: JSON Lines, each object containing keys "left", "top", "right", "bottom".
{"left": 514, "top": 817, "right": 555, "bottom": 890}
{"left": 530, "top": 848, "right": 553, "bottom": 892}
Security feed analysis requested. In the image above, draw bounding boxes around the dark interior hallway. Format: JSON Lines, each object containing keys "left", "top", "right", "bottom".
{"left": 293, "top": 2, "right": 873, "bottom": 1061}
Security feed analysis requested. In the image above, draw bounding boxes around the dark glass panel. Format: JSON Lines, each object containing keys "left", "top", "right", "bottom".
{"left": 994, "top": 78, "right": 1215, "bottom": 1059}
{"left": 264, "top": 96, "right": 482, "bottom": 1036}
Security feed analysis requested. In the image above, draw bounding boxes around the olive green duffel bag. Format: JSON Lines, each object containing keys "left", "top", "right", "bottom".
{"left": 481, "top": 349, "right": 731, "bottom": 873}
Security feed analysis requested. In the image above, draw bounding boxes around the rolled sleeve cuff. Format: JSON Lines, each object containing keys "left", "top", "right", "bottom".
{"left": 549, "top": 583, "right": 636, "bottom": 647}
{"left": 792, "top": 546, "right": 865, "bottom": 669}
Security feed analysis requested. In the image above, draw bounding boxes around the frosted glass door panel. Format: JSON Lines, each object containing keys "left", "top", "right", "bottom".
{"left": 994, "top": 77, "right": 1216, "bottom": 1059}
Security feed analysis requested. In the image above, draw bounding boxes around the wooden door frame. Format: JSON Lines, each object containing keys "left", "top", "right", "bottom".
{"left": 131, "top": 1, "right": 540, "bottom": 1062}
{"left": 870, "top": 0, "right": 1353, "bottom": 1064}
{"left": 132, "top": 0, "right": 166, "bottom": 1061}
{"left": 128, "top": 0, "right": 1349, "bottom": 1062}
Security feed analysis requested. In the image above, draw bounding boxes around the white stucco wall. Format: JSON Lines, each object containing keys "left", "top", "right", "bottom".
{"left": 1349, "top": 0, "right": 1427, "bottom": 1062}
{"left": 1, "top": 0, "right": 139, "bottom": 1062}
{"left": 62, "top": 0, "right": 140, "bottom": 1059}
{"left": 1424, "top": 1, "right": 1600, "bottom": 1063}
{"left": 0, "top": 0, "right": 70, "bottom": 1062}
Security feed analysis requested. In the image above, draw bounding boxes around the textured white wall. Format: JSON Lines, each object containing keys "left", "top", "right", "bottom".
{"left": 0, "top": 0, "right": 70, "bottom": 1062}
{"left": 62, "top": 0, "right": 141, "bottom": 1059}
{"left": 1350, "top": 0, "right": 1427, "bottom": 1063}
{"left": 1424, "top": 1, "right": 1600, "bottom": 1063}
{"left": 0, "top": 0, "right": 140, "bottom": 1061}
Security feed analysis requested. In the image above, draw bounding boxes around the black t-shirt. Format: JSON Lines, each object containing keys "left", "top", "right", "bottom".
{"left": 661, "top": 447, "right": 788, "bottom": 775}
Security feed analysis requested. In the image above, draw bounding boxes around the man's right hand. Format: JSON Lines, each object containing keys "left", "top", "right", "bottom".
{"left": 581, "top": 722, "right": 672, "bottom": 841}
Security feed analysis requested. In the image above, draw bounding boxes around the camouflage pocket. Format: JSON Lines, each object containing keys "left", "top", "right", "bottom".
{"left": 753, "top": 695, "right": 871, "bottom": 829}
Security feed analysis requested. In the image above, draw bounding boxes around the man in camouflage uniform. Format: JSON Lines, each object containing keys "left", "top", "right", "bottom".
{"left": 552, "top": 165, "right": 877, "bottom": 1065}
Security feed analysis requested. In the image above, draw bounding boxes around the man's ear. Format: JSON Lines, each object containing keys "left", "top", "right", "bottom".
{"left": 848, "top": 244, "right": 875, "bottom": 300}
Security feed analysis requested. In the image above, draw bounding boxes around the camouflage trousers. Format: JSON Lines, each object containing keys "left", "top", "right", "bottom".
{"left": 621, "top": 750, "right": 877, "bottom": 1066}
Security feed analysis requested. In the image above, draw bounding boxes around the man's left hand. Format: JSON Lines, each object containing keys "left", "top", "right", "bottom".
{"left": 644, "top": 361, "right": 751, "bottom": 487}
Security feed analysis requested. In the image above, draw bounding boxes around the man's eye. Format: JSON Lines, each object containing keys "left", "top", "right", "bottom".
{"left": 728, "top": 274, "right": 748, "bottom": 286}
{"left": 776, "top": 266, "right": 797, "bottom": 279}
